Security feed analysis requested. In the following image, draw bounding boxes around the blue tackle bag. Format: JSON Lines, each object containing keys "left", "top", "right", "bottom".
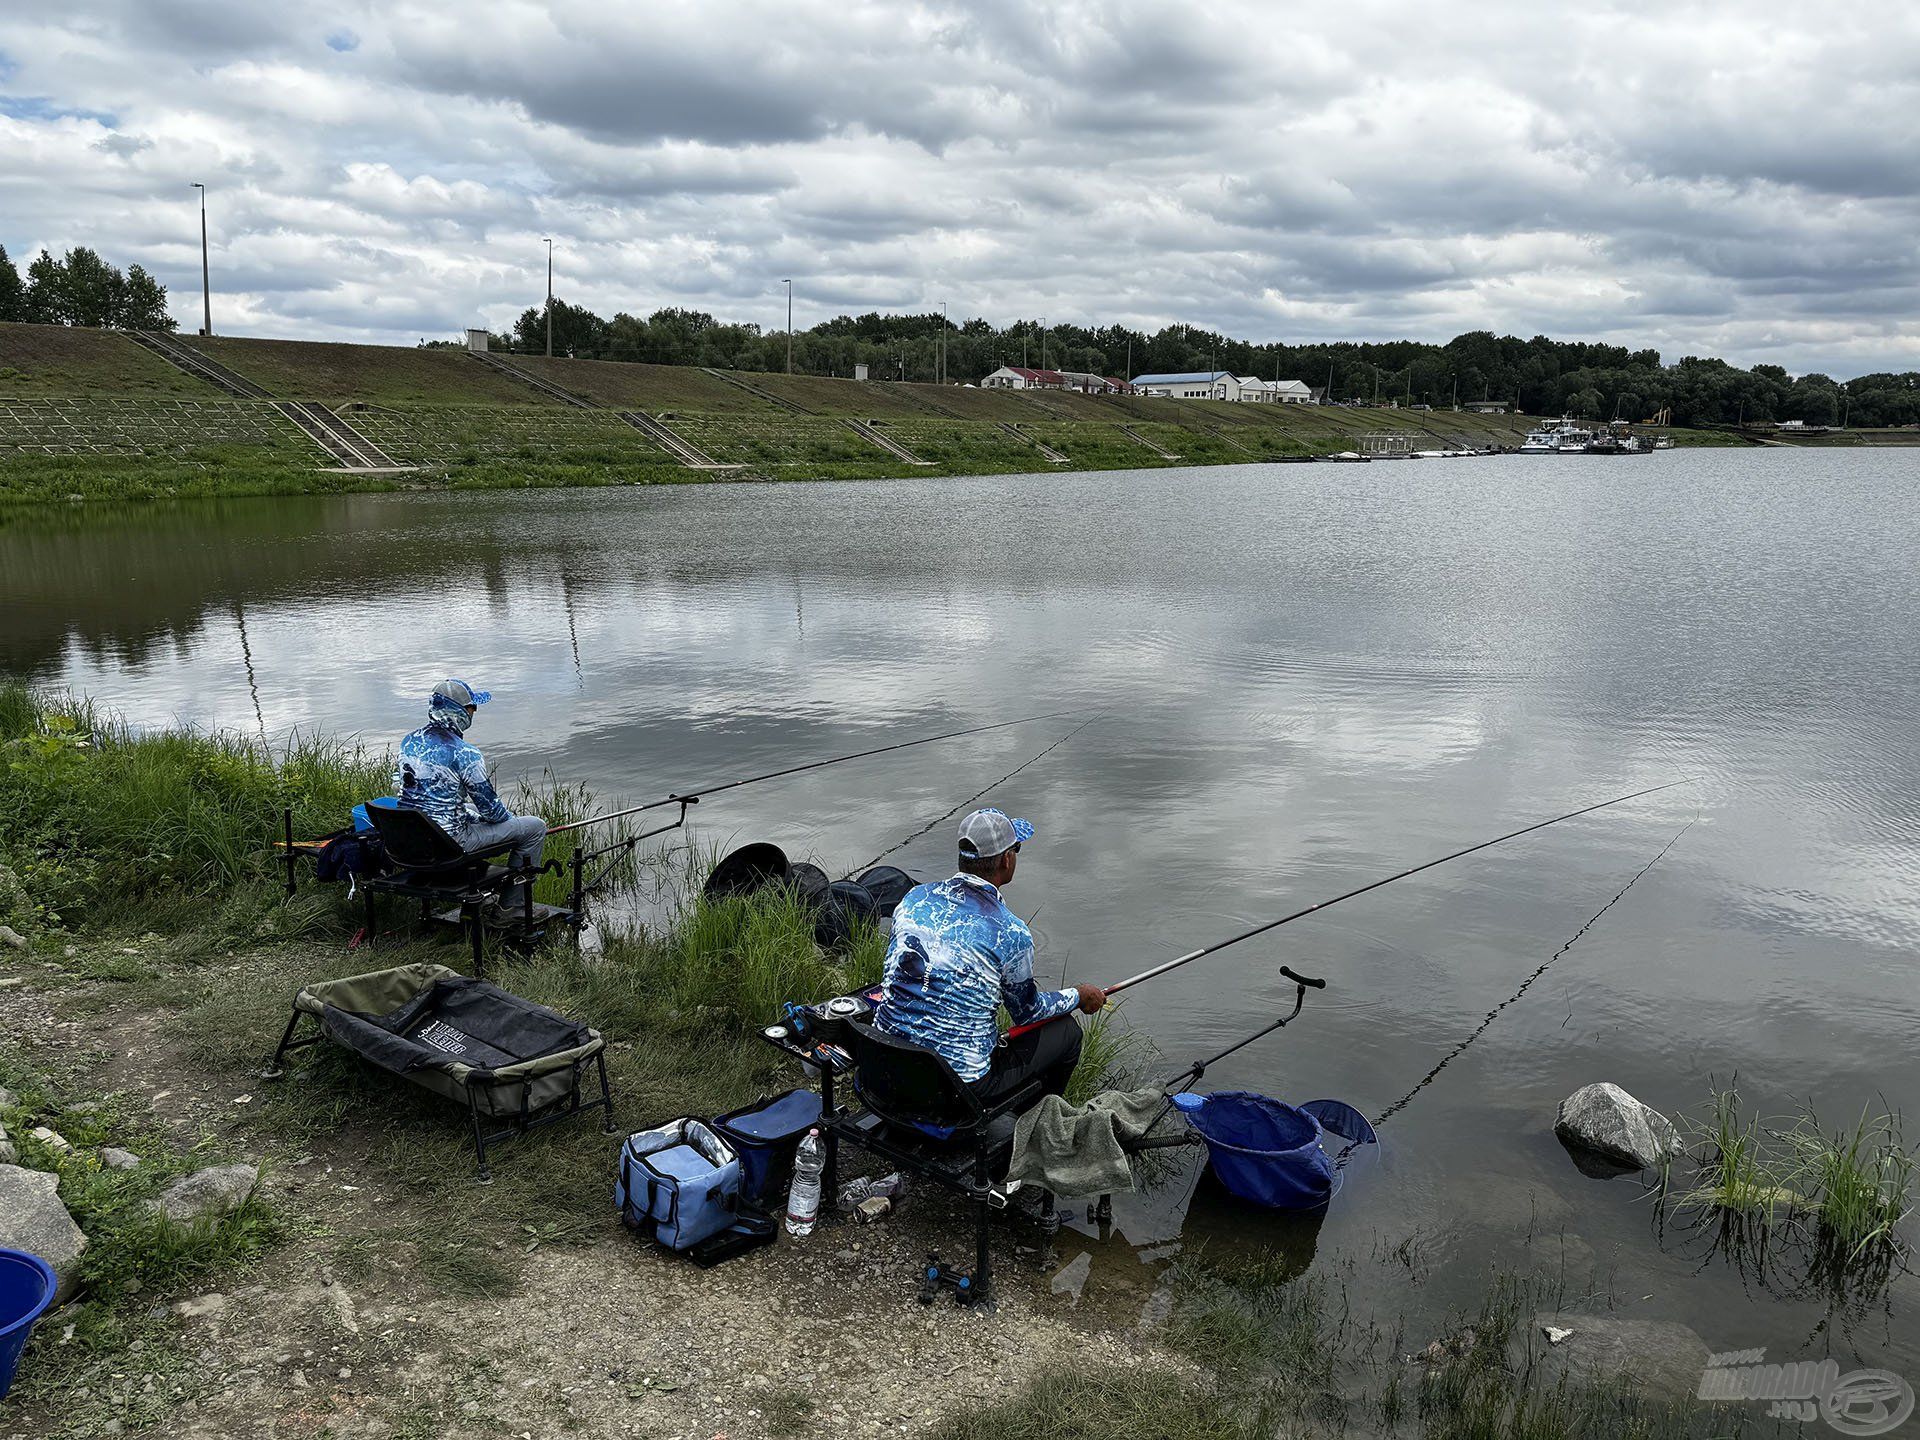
{"left": 615, "top": 1119, "right": 741, "bottom": 1251}
{"left": 712, "top": 1089, "right": 823, "bottom": 1208}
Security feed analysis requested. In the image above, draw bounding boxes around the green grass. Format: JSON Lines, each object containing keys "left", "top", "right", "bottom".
{"left": 0, "top": 1058, "right": 285, "bottom": 1398}
{"left": 510, "top": 355, "right": 792, "bottom": 413}
{"left": 182, "top": 335, "right": 565, "bottom": 407}
{"left": 0, "top": 321, "right": 215, "bottom": 397}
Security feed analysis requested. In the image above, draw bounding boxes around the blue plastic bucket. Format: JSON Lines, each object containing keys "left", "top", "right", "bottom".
{"left": 0, "top": 1248, "right": 58, "bottom": 1400}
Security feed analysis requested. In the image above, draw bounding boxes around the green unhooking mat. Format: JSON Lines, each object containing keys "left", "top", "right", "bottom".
{"left": 293, "top": 962, "right": 605, "bottom": 1118}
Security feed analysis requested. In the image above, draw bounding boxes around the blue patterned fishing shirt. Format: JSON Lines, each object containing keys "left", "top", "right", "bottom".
{"left": 393, "top": 724, "right": 510, "bottom": 837}
{"left": 875, "top": 873, "right": 1078, "bottom": 1082}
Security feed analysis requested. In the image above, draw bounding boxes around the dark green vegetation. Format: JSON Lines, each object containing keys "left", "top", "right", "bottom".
{"left": 492, "top": 295, "right": 1920, "bottom": 427}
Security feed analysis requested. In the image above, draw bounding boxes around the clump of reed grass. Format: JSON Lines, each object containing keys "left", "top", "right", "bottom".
{"left": 1784, "top": 1106, "right": 1916, "bottom": 1257}
{"left": 1659, "top": 1082, "right": 1915, "bottom": 1297}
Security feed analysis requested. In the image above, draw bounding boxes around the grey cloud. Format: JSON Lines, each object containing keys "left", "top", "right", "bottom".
{"left": 0, "top": 0, "right": 1915, "bottom": 373}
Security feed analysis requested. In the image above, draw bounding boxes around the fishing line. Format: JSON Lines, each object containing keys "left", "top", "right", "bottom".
{"left": 550, "top": 708, "right": 1083, "bottom": 835}
{"left": 1008, "top": 779, "right": 1690, "bottom": 1038}
{"left": 844, "top": 715, "right": 1100, "bottom": 877}
{"left": 1367, "top": 812, "right": 1698, "bottom": 1135}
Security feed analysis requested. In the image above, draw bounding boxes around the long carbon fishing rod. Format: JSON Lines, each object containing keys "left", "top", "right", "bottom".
{"left": 1009, "top": 778, "right": 1687, "bottom": 1036}
{"left": 549, "top": 710, "right": 1080, "bottom": 836}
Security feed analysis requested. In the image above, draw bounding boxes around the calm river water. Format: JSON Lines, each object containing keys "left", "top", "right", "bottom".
{"left": 5, "top": 449, "right": 1917, "bottom": 1374}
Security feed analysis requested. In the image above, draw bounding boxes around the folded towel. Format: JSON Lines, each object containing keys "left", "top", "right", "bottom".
{"left": 1007, "top": 1088, "right": 1184, "bottom": 1196}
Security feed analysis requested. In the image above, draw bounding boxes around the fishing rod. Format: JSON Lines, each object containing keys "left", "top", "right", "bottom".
{"left": 549, "top": 710, "right": 1080, "bottom": 836}
{"left": 1009, "top": 778, "right": 1686, "bottom": 1037}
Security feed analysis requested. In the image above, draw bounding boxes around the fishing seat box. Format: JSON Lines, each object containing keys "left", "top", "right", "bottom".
{"left": 711, "top": 1088, "right": 824, "bottom": 1208}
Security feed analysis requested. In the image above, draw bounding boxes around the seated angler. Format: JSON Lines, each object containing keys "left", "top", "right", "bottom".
{"left": 875, "top": 807, "right": 1105, "bottom": 1108}
{"left": 394, "top": 678, "right": 547, "bottom": 912}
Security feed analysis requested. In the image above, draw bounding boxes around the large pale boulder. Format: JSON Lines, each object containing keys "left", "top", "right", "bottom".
{"left": 1555, "top": 1083, "right": 1679, "bottom": 1171}
{"left": 0, "top": 1163, "right": 87, "bottom": 1303}
{"left": 153, "top": 1163, "right": 259, "bottom": 1224}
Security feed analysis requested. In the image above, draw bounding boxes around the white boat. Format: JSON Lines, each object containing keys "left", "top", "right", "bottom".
{"left": 1518, "top": 418, "right": 1597, "bottom": 453}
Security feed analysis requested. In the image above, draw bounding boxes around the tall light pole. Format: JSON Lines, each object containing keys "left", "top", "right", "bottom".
{"left": 938, "top": 299, "right": 947, "bottom": 385}
{"left": 543, "top": 237, "right": 554, "bottom": 358}
{"left": 190, "top": 182, "right": 211, "bottom": 335}
{"left": 784, "top": 279, "right": 793, "bottom": 374}
{"left": 1039, "top": 316, "right": 1047, "bottom": 372}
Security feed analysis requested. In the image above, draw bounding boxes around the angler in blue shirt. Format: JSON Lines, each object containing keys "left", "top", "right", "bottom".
{"left": 394, "top": 678, "right": 547, "bottom": 905}
{"left": 876, "top": 808, "right": 1105, "bottom": 1105}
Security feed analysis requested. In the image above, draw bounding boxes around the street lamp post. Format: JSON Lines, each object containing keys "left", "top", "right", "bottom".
{"left": 190, "top": 183, "right": 211, "bottom": 335}
{"left": 938, "top": 300, "right": 947, "bottom": 386}
{"left": 543, "top": 237, "right": 554, "bottom": 358}
{"left": 784, "top": 279, "right": 793, "bottom": 375}
{"left": 1039, "top": 317, "right": 1047, "bottom": 372}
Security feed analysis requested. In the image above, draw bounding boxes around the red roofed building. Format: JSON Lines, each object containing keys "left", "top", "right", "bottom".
{"left": 982, "top": 365, "right": 1066, "bottom": 390}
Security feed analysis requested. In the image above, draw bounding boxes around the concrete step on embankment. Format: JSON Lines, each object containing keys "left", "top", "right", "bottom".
{"left": 616, "top": 411, "right": 738, "bottom": 469}
{"left": 274, "top": 401, "right": 402, "bottom": 470}
{"left": 467, "top": 352, "right": 594, "bottom": 408}
{"left": 1121, "top": 426, "right": 1181, "bottom": 460}
{"left": 701, "top": 368, "right": 814, "bottom": 416}
{"left": 998, "top": 423, "right": 1069, "bottom": 463}
{"left": 121, "top": 330, "right": 272, "bottom": 400}
{"left": 844, "top": 418, "right": 932, "bottom": 465}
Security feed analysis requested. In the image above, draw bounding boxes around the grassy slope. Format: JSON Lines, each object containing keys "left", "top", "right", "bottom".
{"left": 505, "top": 354, "right": 777, "bottom": 413}
{"left": 0, "top": 321, "right": 216, "bottom": 398}
{"left": 181, "top": 335, "right": 562, "bottom": 407}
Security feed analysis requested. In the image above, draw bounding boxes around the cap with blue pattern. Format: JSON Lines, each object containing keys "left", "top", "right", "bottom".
{"left": 958, "top": 807, "right": 1033, "bottom": 859}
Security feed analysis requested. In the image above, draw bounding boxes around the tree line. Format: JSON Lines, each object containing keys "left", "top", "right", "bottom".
{"left": 0, "top": 245, "right": 175, "bottom": 331}
{"left": 491, "top": 300, "right": 1919, "bottom": 429}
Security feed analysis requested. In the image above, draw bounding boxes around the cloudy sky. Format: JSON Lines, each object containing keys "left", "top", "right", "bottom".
{"left": 2, "top": 1, "right": 1916, "bottom": 375}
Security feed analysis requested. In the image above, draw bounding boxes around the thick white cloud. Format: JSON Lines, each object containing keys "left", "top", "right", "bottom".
{"left": 2, "top": 0, "right": 1915, "bottom": 372}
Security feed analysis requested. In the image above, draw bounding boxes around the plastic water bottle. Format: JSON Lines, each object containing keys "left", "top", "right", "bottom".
{"left": 785, "top": 1128, "right": 824, "bottom": 1237}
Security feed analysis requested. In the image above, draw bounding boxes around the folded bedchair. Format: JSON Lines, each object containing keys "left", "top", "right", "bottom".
{"left": 264, "top": 962, "right": 614, "bottom": 1180}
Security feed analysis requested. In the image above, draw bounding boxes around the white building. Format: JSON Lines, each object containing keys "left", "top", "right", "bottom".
{"left": 1131, "top": 370, "right": 1245, "bottom": 400}
{"left": 1131, "top": 371, "right": 1316, "bottom": 403}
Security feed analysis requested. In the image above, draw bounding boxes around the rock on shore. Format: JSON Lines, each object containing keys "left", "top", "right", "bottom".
{"left": 0, "top": 1163, "right": 87, "bottom": 1303}
{"left": 153, "top": 1163, "right": 260, "bottom": 1223}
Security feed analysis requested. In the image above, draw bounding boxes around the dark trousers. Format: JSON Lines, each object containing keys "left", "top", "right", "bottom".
{"left": 971, "top": 1016, "right": 1083, "bottom": 1109}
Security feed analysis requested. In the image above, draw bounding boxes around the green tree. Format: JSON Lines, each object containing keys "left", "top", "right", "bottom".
{"left": 0, "top": 244, "right": 23, "bottom": 322}
{"left": 117, "top": 263, "right": 174, "bottom": 330}
{"left": 55, "top": 247, "right": 124, "bottom": 327}
{"left": 24, "top": 253, "right": 66, "bottom": 323}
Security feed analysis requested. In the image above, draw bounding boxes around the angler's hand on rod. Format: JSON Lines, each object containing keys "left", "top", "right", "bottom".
{"left": 1074, "top": 983, "right": 1108, "bottom": 1014}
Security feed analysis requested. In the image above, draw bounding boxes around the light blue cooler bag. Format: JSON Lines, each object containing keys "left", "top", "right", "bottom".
{"left": 615, "top": 1119, "right": 742, "bottom": 1250}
